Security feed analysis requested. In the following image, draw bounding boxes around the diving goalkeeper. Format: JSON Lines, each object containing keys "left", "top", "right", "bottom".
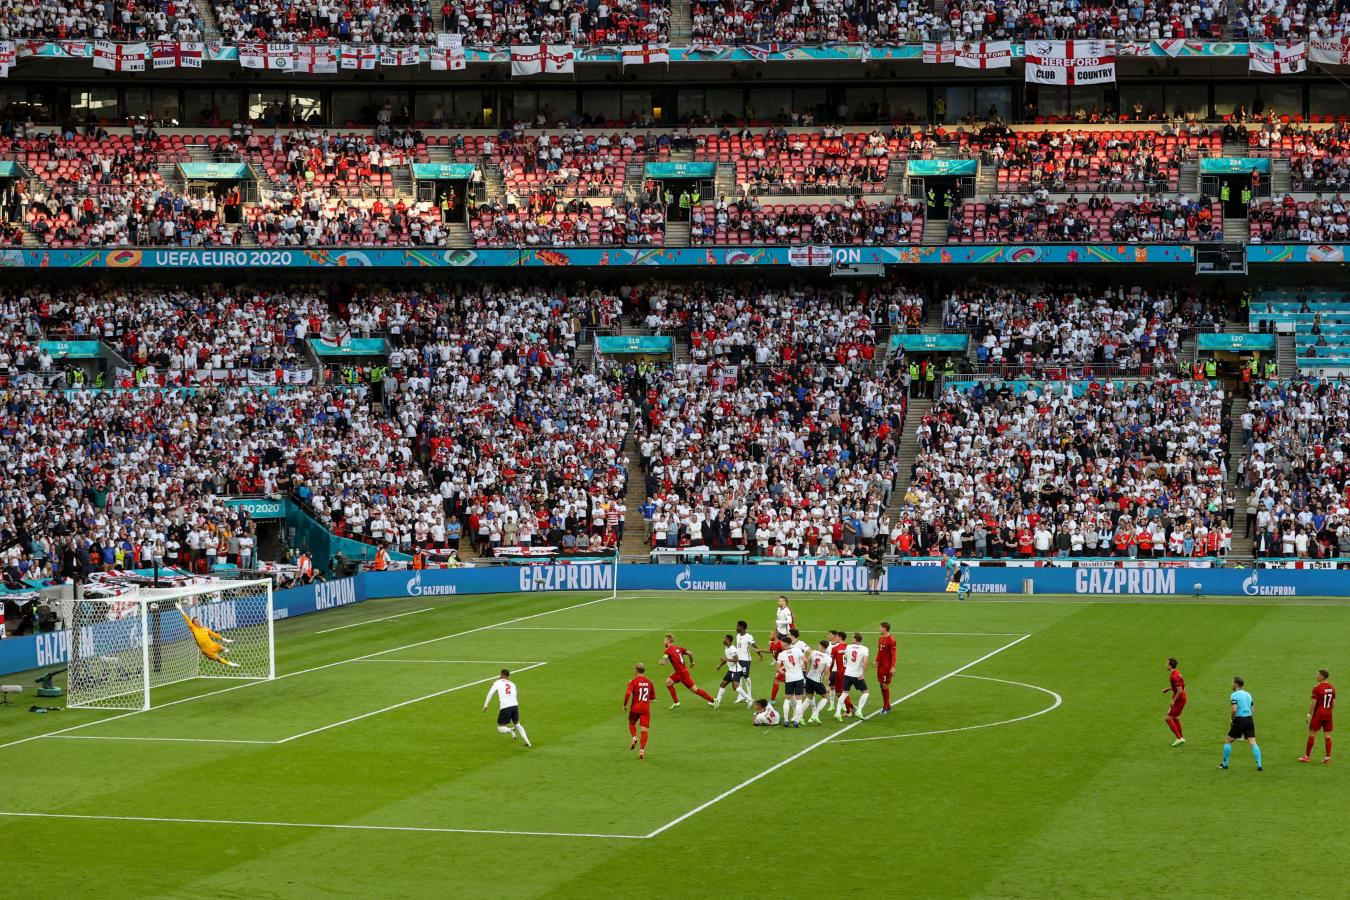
{"left": 176, "top": 602, "right": 240, "bottom": 668}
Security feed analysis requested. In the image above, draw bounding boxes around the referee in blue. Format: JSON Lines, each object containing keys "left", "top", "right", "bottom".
{"left": 1219, "top": 676, "right": 1263, "bottom": 771}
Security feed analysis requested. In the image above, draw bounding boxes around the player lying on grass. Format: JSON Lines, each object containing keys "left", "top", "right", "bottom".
{"left": 751, "top": 699, "right": 781, "bottom": 726}
{"left": 175, "top": 602, "right": 239, "bottom": 667}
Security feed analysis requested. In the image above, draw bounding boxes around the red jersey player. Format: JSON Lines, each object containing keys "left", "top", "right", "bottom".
{"left": 624, "top": 663, "right": 655, "bottom": 759}
{"left": 828, "top": 630, "right": 853, "bottom": 714}
{"left": 659, "top": 633, "right": 715, "bottom": 709}
{"left": 1300, "top": 668, "right": 1335, "bottom": 764}
{"left": 875, "top": 621, "right": 897, "bottom": 714}
{"left": 757, "top": 632, "right": 787, "bottom": 702}
{"left": 1164, "top": 657, "right": 1186, "bottom": 747}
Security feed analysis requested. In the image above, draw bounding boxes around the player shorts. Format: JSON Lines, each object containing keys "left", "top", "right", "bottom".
{"left": 843, "top": 675, "right": 869, "bottom": 693}
{"left": 739, "top": 660, "right": 751, "bottom": 678}
{"left": 805, "top": 679, "right": 825, "bottom": 696}
{"left": 628, "top": 710, "right": 650, "bottom": 728}
{"left": 774, "top": 671, "right": 785, "bottom": 683}
{"left": 1167, "top": 694, "right": 1187, "bottom": 718}
{"left": 784, "top": 679, "right": 805, "bottom": 696}
{"left": 497, "top": 706, "right": 519, "bottom": 726}
{"left": 670, "top": 670, "right": 694, "bottom": 689}
{"left": 1310, "top": 714, "right": 1334, "bottom": 733}
{"left": 1228, "top": 715, "right": 1256, "bottom": 741}
{"left": 877, "top": 670, "right": 893, "bottom": 687}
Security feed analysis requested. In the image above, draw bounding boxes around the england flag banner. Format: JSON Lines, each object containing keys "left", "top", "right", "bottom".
{"left": 1025, "top": 40, "right": 1116, "bottom": 84}
{"left": 93, "top": 41, "right": 148, "bottom": 72}
{"left": 295, "top": 44, "right": 338, "bottom": 74}
{"left": 0, "top": 41, "right": 14, "bottom": 77}
{"left": 241, "top": 42, "right": 296, "bottom": 70}
{"left": 922, "top": 41, "right": 952, "bottom": 64}
{"left": 431, "top": 34, "right": 465, "bottom": 70}
{"left": 379, "top": 45, "right": 419, "bottom": 67}
{"left": 621, "top": 43, "right": 670, "bottom": 67}
{"left": 955, "top": 40, "right": 1012, "bottom": 69}
{"left": 1250, "top": 41, "right": 1307, "bottom": 74}
{"left": 152, "top": 40, "right": 203, "bottom": 69}
{"left": 1310, "top": 37, "right": 1350, "bottom": 66}
{"left": 510, "top": 44, "right": 575, "bottom": 76}
{"left": 340, "top": 45, "right": 378, "bottom": 70}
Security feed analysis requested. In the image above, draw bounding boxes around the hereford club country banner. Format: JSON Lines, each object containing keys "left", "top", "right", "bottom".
{"left": 1024, "top": 40, "right": 1116, "bottom": 85}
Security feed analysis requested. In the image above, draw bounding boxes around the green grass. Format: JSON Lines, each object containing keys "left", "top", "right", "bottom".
{"left": 3, "top": 590, "right": 1349, "bottom": 898}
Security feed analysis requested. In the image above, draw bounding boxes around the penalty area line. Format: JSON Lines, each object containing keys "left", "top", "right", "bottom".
{"left": 642, "top": 633, "right": 1032, "bottom": 840}
{"left": 832, "top": 674, "right": 1063, "bottom": 744}
{"left": 314, "top": 607, "right": 436, "bottom": 634}
{"left": 0, "top": 592, "right": 617, "bottom": 753}
{"left": 0, "top": 811, "right": 645, "bottom": 840}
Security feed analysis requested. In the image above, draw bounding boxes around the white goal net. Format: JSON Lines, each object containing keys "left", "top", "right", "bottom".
{"left": 67, "top": 578, "right": 275, "bottom": 711}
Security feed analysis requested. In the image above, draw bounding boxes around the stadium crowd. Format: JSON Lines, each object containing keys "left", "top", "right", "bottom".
{"left": 443, "top": 0, "right": 670, "bottom": 47}
{"left": 633, "top": 363, "right": 905, "bottom": 557}
{"left": 1241, "top": 379, "right": 1350, "bottom": 558}
{"left": 691, "top": 197, "right": 923, "bottom": 246}
{"left": 940, "top": 282, "right": 1218, "bottom": 375}
{"left": 948, "top": 194, "right": 1221, "bottom": 243}
{"left": 1248, "top": 196, "right": 1350, "bottom": 243}
{"left": 211, "top": 0, "right": 435, "bottom": 45}
{"left": 899, "top": 379, "right": 1234, "bottom": 559}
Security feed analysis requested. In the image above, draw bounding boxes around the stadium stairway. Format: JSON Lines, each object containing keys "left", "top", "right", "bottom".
{"left": 670, "top": 0, "right": 692, "bottom": 45}
{"left": 1179, "top": 160, "right": 1199, "bottom": 194}
{"left": 922, "top": 219, "right": 948, "bottom": 245}
{"left": 442, "top": 220, "right": 471, "bottom": 246}
{"left": 714, "top": 163, "right": 737, "bottom": 200}
{"left": 191, "top": 0, "right": 222, "bottom": 40}
{"left": 1277, "top": 333, "right": 1296, "bottom": 377}
{"left": 893, "top": 396, "right": 933, "bottom": 505}
{"left": 1223, "top": 216, "right": 1249, "bottom": 243}
{"left": 619, "top": 428, "right": 651, "bottom": 558}
{"left": 1226, "top": 395, "right": 1253, "bottom": 560}
{"left": 884, "top": 168, "right": 906, "bottom": 195}
{"left": 1271, "top": 160, "right": 1291, "bottom": 195}
{"left": 482, "top": 162, "right": 507, "bottom": 203}
{"left": 665, "top": 220, "right": 691, "bottom": 247}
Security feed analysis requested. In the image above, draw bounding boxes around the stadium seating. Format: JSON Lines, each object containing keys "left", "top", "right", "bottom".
{"left": 697, "top": 130, "right": 906, "bottom": 195}
{"left": 0, "top": 0, "right": 203, "bottom": 41}
{"left": 948, "top": 196, "right": 1221, "bottom": 243}
{"left": 690, "top": 198, "right": 922, "bottom": 245}
{"left": 1240, "top": 378, "right": 1350, "bottom": 559}
{"left": 964, "top": 126, "right": 1220, "bottom": 193}
{"left": 942, "top": 282, "right": 1219, "bottom": 376}
{"left": 902, "top": 379, "right": 1233, "bottom": 558}
{"left": 249, "top": 190, "right": 447, "bottom": 246}
{"left": 212, "top": 0, "right": 435, "bottom": 44}
{"left": 470, "top": 201, "right": 665, "bottom": 246}
{"left": 1249, "top": 197, "right": 1350, "bottom": 244}
{"left": 443, "top": 0, "right": 669, "bottom": 47}
{"left": 1250, "top": 291, "right": 1350, "bottom": 375}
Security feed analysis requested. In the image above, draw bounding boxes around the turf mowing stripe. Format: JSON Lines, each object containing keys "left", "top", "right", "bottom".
{"left": 642, "top": 633, "right": 1033, "bottom": 839}
{"left": 0, "top": 593, "right": 618, "bottom": 752}
{"left": 832, "top": 674, "right": 1063, "bottom": 744}
{"left": 273, "top": 662, "right": 547, "bottom": 743}
{"left": 0, "top": 811, "right": 646, "bottom": 840}
{"left": 498, "top": 626, "right": 1024, "bottom": 636}
{"left": 314, "top": 607, "right": 436, "bottom": 634}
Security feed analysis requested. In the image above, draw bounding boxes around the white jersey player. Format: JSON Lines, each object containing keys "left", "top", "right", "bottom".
{"left": 835, "top": 633, "right": 871, "bottom": 720}
{"left": 805, "top": 639, "right": 833, "bottom": 724}
{"left": 714, "top": 634, "right": 749, "bottom": 709}
{"left": 483, "top": 668, "right": 532, "bottom": 747}
{"left": 774, "top": 595, "right": 794, "bottom": 637}
{"left": 776, "top": 642, "right": 807, "bottom": 727}
{"left": 752, "top": 699, "right": 781, "bottom": 726}
{"left": 734, "top": 620, "right": 759, "bottom": 707}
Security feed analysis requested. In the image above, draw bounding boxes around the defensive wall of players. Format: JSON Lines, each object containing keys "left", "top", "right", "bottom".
{"left": 3, "top": 562, "right": 1344, "bottom": 676}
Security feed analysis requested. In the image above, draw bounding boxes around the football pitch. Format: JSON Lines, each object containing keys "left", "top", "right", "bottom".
{"left": 3, "top": 589, "right": 1348, "bottom": 898}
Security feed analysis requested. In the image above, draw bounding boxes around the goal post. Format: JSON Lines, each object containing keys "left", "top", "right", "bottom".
{"left": 67, "top": 578, "right": 274, "bottom": 711}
